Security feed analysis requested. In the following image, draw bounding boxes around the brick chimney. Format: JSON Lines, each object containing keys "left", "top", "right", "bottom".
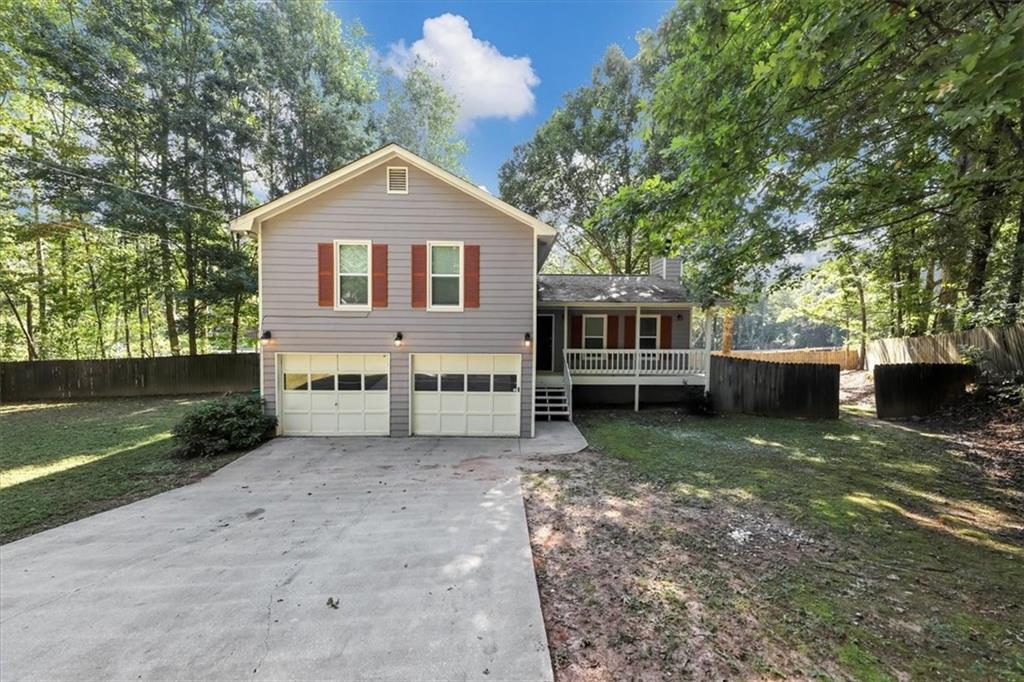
{"left": 649, "top": 256, "right": 682, "bottom": 283}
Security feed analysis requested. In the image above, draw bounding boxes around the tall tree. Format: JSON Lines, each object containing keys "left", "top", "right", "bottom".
{"left": 378, "top": 60, "right": 467, "bottom": 175}
{"left": 499, "top": 45, "right": 661, "bottom": 274}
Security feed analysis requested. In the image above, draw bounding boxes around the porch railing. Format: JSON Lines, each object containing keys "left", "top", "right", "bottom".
{"left": 564, "top": 349, "right": 708, "bottom": 376}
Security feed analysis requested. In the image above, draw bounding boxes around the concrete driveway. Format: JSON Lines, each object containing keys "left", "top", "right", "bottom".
{"left": 0, "top": 424, "right": 585, "bottom": 681}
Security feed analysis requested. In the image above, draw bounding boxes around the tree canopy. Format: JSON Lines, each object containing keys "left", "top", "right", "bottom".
{"left": 510, "top": 1, "right": 1023, "bottom": 341}
{"left": 1, "top": 0, "right": 465, "bottom": 360}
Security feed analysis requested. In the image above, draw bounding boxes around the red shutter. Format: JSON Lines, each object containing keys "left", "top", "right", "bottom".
{"left": 372, "top": 244, "right": 388, "bottom": 308}
{"left": 606, "top": 315, "right": 619, "bottom": 349}
{"left": 660, "top": 314, "right": 673, "bottom": 348}
{"left": 411, "top": 244, "right": 427, "bottom": 308}
{"left": 623, "top": 315, "right": 636, "bottom": 349}
{"left": 317, "top": 243, "right": 333, "bottom": 307}
{"left": 570, "top": 315, "right": 583, "bottom": 348}
{"left": 464, "top": 245, "right": 480, "bottom": 308}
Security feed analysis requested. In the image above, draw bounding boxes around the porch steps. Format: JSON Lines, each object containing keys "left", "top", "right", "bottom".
{"left": 535, "top": 386, "right": 571, "bottom": 421}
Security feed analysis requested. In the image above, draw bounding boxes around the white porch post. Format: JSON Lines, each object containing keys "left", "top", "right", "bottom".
{"left": 634, "top": 304, "right": 641, "bottom": 411}
{"left": 704, "top": 308, "right": 714, "bottom": 393}
{"left": 563, "top": 305, "right": 569, "bottom": 360}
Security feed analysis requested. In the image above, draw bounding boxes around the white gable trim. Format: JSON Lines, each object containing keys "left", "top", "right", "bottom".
{"left": 229, "top": 144, "right": 557, "bottom": 238}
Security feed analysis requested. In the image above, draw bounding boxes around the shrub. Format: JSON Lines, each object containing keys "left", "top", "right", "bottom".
{"left": 173, "top": 392, "right": 277, "bottom": 458}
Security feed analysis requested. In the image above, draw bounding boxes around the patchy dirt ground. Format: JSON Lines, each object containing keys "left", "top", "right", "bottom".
{"left": 839, "top": 370, "right": 875, "bottom": 409}
{"left": 522, "top": 407, "right": 1024, "bottom": 681}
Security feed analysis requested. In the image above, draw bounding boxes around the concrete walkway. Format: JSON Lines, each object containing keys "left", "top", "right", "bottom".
{"left": 0, "top": 423, "right": 586, "bottom": 681}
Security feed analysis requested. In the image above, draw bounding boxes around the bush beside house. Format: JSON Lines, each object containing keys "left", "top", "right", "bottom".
{"left": 173, "top": 393, "right": 276, "bottom": 458}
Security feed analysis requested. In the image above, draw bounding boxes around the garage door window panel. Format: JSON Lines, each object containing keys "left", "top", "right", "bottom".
{"left": 441, "top": 374, "right": 465, "bottom": 391}
{"left": 365, "top": 374, "right": 388, "bottom": 391}
{"left": 493, "top": 374, "right": 518, "bottom": 392}
{"left": 467, "top": 374, "right": 491, "bottom": 392}
{"left": 337, "top": 374, "right": 362, "bottom": 391}
{"left": 415, "top": 373, "right": 439, "bottom": 391}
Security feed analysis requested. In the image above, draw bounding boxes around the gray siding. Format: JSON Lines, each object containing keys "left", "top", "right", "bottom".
{"left": 260, "top": 155, "right": 535, "bottom": 436}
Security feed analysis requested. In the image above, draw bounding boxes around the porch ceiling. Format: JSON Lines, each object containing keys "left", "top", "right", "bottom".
{"left": 537, "top": 274, "right": 694, "bottom": 304}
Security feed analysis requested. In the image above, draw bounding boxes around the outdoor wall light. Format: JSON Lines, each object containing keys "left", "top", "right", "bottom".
{"left": 259, "top": 330, "right": 272, "bottom": 345}
{"left": 393, "top": 332, "right": 404, "bottom": 347}
{"left": 524, "top": 332, "right": 532, "bottom": 348}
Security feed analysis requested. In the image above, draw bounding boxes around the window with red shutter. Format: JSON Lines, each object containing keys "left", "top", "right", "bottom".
{"left": 411, "top": 244, "right": 427, "bottom": 308}
{"left": 464, "top": 245, "right": 480, "bottom": 308}
{"left": 317, "top": 243, "right": 333, "bottom": 307}
{"left": 372, "top": 244, "right": 388, "bottom": 308}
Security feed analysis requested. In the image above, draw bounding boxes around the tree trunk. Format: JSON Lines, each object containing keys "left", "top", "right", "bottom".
{"left": 965, "top": 141, "right": 1005, "bottom": 322}
{"left": 1006, "top": 196, "right": 1024, "bottom": 323}
{"left": 230, "top": 292, "right": 241, "bottom": 353}
{"left": 856, "top": 279, "right": 867, "bottom": 370}
{"left": 721, "top": 310, "right": 734, "bottom": 354}
{"left": 3, "top": 292, "right": 38, "bottom": 360}
{"left": 34, "top": 236, "right": 46, "bottom": 358}
{"left": 80, "top": 227, "right": 106, "bottom": 358}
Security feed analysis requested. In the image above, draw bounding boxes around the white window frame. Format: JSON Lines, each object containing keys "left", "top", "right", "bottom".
{"left": 427, "top": 241, "right": 464, "bottom": 312}
{"left": 386, "top": 166, "right": 409, "bottom": 194}
{"left": 639, "top": 315, "right": 661, "bottom": 349}
{"left": 334, "top": 239, "right": 373, "bottom": 312}
{"left": 582, "top": 314, "right": 607, "bottom": 349}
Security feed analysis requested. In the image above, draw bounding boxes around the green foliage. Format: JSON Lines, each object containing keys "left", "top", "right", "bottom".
{"left": 578, "top": 1, "right": 1024, "bottom": 330}
{"left": 499, "top": 45, "right": 664, "bottom": 273}
{"left": 378, "top": 60, "right": 467, "bottom": 175}
{"left": 1, "top": 0, "right": 466, "bottom": 361}
{"left": 172, "top": 392, "right": 276, "bottom": 458}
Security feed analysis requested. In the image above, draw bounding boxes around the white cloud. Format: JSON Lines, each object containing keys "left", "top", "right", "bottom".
{"left": 386, "top": 14, "right": 540, "bottom": 127}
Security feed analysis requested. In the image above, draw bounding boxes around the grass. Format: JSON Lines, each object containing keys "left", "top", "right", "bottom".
{"left": 525, "top": 408, "right": 1024, "bottom": 680}
{"left": 0, "top": 397, "right": 245, "bottom": 543}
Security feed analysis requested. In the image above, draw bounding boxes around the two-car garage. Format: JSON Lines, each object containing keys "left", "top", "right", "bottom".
{"left": 277, "top": 352, "right": 522, "bottom": 437}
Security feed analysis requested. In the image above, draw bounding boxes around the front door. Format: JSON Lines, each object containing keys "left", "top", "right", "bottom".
{"left": 536, "top": 314, "right": 554, "bottom": 372}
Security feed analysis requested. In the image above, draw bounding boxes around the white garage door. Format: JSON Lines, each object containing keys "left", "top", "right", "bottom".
{"left": 411, "top": 354, "right": 521, "bottom": 436}
{"left": 279, "top": 353, "right": 390, "bottom": 435}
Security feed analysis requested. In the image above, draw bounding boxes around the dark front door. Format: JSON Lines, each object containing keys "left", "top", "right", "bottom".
{"left": 536, "top": 315, "right": 554, "bottom": 372}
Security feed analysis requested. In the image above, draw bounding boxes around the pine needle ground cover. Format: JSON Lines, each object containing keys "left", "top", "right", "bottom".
{"left": 524, "top": 408, "right": 1023, "bottom": 680}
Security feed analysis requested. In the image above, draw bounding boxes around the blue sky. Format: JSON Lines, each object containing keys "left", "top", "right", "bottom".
{"left": 330, "top": 1, "right": 674, "bottom": 193}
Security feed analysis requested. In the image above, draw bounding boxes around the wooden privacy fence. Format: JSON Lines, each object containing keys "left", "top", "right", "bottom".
{"left": 865, "top": 323, "right": 1024, "bottom": 373}
{"left": 874, "top": 363, "right": 977, "bottom": 419}
{"left": 729, "top": 347, "right": 861, "bottom": 370}
{"left": 0, "top": 353, "right": 260, "bottom": 402}
{"left": 709, "top": 354, "right": 840, "bottom": 419}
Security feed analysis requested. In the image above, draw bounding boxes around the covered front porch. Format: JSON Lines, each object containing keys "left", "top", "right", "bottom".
{"left": 535, "top": 303, "right": 713, "bottom": 415}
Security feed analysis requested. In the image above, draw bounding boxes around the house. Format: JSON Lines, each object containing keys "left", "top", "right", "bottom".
{"left": 230, "top": 144, "right": 712, "bottom": 438}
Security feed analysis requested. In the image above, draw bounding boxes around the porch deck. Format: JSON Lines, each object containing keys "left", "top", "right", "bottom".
{"left": 538, "top": 349, "right": 709, "bottom": 387}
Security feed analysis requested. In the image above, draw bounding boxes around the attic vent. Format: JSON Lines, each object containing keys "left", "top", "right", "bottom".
{"left": 386, "top": 166, "right": 408, "bottom": 194}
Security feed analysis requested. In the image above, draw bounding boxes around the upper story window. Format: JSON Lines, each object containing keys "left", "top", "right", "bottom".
{"left": 583, "top": 315, "right": 606, "bottom": 349}
{"left": 428, "top": 241, "right": 463, "bottom": 310}
{"left": 387, "top": 166, "right": 409, "bottom": 194}
{"left": 335, "top": 240, "right": 372, "bottom": 311}
{"left": 639, "top": 316, "right": 660, "bottom": 349}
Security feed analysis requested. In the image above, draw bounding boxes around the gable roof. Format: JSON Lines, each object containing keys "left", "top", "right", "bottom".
{"left": 537, "top": 274, "right": 694, "bottom": 304}
{"left": 229, "top": 143, "right": 558, "bottom": 238}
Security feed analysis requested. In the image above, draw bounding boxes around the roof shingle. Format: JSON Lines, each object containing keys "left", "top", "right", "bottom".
{"left": 537, "top": 274, "right": 693, "bottom": 304}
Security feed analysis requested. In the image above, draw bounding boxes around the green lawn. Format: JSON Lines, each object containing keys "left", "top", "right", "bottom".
{"left": 0, "top": 397, "right": 244, "bottom": 543}
{"left": 525, "top": 408, "right": 1024, "bottom": 680}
